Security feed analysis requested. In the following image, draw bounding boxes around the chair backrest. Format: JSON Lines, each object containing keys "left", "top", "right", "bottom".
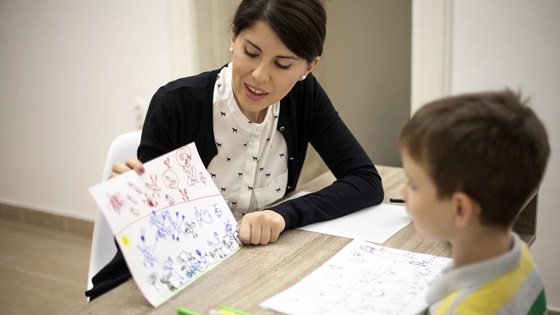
{"left": 86, "top": 130, "right": 142, "bottom": 297}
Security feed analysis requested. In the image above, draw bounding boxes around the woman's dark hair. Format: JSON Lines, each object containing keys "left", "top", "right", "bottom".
{"left": 232, "top": 0, "right": 326, "bottom": 63}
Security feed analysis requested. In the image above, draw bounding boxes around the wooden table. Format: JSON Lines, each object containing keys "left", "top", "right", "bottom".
{"left": 76, "top": 166, "right": 537, "bottom": 314}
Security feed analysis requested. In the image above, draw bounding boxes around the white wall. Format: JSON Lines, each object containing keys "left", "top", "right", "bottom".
{"left": 449, "top": 0, "right": 560, "bottom": 309}
{"left": 166, "top": 0, "right": 238, "bottom": 79}
{"left": 0, "top": 0, "right": 171, "bottom": 220}
{"left": 0, "top": 0, "right": 410, "bottom": 221}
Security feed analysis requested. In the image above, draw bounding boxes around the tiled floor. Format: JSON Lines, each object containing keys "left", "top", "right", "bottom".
{"left": 0, "top": 218, "right": 92, "bottom": 315}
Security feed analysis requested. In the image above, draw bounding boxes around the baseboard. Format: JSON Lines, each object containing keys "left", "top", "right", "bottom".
{"left": 0, "top": 201, "right": 93, "bottom": 239}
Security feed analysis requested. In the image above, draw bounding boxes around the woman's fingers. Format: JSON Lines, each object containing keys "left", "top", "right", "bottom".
{"left": 109, "top": 158, "right": 145, "bottom": 179}
{"left": 239, "top": 210, "right": 286, "bottom": 245}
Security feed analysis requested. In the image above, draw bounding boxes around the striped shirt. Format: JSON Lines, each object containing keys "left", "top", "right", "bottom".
{"left": 426, "top": 233, "right": 546, "bottom": 315}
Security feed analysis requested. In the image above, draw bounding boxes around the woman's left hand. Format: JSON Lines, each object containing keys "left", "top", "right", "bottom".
{"left": 239, "top": 210, "right": 286, "bottom": 245}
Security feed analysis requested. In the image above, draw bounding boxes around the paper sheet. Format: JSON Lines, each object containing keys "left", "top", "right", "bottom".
{"left": 295, "top": 192, "right": 411, "bottom": 243}
{"left": 260, "top": 239, "right": 451, "bottom": 315}
{"left": 89, "top": 143, "right": 242, "bottom": 307}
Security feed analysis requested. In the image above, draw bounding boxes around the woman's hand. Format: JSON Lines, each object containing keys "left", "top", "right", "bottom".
{"left": 239, "top": 210, "right": 286, "bottom": 245}
{"left": 109, "top": 158, "right": 145, "bottom": 179}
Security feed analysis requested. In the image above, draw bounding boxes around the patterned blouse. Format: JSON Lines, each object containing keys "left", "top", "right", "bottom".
{"left": 208, "top": 64, "right": 288, "bottom": 220}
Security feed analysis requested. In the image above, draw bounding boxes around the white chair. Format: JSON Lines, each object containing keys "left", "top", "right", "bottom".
{"left": 86, "top": 130, "right": 142, "bottom": 299}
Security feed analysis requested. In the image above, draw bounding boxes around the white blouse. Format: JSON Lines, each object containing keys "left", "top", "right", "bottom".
{"left": 208, "top": 64, "right": 288, "bottom": 220}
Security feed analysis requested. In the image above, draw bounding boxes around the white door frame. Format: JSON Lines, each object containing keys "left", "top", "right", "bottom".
{"left": 411, "top": 0, "right": 453, "bottom": 114}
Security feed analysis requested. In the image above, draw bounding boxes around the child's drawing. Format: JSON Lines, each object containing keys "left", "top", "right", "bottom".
{"left": 176, "top": 145, "right": 201, "bottom": 186}
{"left": 163, "top": 170, "right": 179, "bottom": 189}
{"left": 89, "top": 142, "right": 242, "bottom": 307}
{"left": 107, "top": 192, "right": 126, "bottom": 214}
{"left": 145, "top": 174, "right": 162, "bottom": 197}
{"left": 195, "top": 206, "right": 213, "bottom": 226}
{"left": 137, "top": 228, "right": 159, "bottom": 268}
{"left": 184, "top": 221, "right": 198, "bottom": 238}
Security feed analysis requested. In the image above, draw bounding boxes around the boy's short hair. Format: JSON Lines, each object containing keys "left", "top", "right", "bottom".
{"left": 399, "top": 89, "right": 550, "bottom": 228}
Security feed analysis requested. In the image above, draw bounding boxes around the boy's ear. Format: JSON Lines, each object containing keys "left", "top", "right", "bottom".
{"left": 451, "top": 192, "right": 479, "bottom": 228}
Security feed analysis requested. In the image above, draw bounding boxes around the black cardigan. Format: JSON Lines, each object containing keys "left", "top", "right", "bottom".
{"left": 139, "top": 66, "right": 383, "bottom": 228}
{"left": 86, "top": 66, "right": 383, "bottom": 300}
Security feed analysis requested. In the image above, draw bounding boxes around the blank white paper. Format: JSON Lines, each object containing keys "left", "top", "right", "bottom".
{"left": 295, "top": 192, "right": 411, "bottom": 243}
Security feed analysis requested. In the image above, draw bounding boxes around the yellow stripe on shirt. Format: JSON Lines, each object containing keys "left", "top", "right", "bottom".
{"left": 434, "top": 290, "right": 461, "bottom": 314}
{"left": 452, "top": 244, "right": 534, "bottom": 314}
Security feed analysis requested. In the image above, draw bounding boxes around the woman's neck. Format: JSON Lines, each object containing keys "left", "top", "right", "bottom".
{"left": 244, "top": 108, "right": 267, "bottom": 124}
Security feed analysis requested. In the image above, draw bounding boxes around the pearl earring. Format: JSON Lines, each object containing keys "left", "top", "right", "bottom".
{"left": 229, "top": 47, "right": 233, "bottom": 52}
{"left": 301, "top": 74, "right": 307, "bottom": 80}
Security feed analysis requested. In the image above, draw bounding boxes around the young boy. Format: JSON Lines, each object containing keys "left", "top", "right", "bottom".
{"left": 399, "top": 89, "right": 549, "bottom": 315}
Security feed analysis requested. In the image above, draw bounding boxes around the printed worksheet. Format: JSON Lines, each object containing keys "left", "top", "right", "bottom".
{"left": 261, "top": 239, "right": 451, "bottom": 315}
{"left": 89, "top": 143, "right": 242, "bottom": 307}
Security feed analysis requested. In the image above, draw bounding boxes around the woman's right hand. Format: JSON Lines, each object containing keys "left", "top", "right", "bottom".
{"left": 109, "top": 158, "right": 145, "bottom": 179}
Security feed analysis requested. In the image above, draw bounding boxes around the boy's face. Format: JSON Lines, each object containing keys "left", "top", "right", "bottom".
{"left": 400, "top": 150, "right": 455, "bottom": 241}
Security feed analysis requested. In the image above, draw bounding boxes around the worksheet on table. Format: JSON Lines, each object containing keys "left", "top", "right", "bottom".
{"left": 261, "top": 239, "right": 451, "bottom": 315}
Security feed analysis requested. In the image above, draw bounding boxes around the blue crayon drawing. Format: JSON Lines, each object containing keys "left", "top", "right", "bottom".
{"left": 194, "top": 206, "right": 213, "bottom": 226}
{"left": 90, "top": 142, "right": 242, "bottom": 307}
{"left": 137, "top": 228, "right": 159, "bottom": 268}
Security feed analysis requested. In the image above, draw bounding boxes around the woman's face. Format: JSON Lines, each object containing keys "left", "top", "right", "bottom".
{"left": 231, "top": 21, "right": 319, "bottom": 123}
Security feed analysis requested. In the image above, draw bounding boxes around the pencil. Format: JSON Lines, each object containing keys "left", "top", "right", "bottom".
{"left": 177, "top": 307, "right": 206, "bottom": 315}
{"left": 219, "top": 305, "right": 252, "bottom": 315}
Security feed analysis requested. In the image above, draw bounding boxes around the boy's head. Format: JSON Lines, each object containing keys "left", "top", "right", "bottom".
{"left": 399, "top": 89, "right": 549, "bottom": 234}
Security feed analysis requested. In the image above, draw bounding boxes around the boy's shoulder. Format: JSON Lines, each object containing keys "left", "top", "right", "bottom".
{"left": 426, "top": 233, "right": 546, "bottom": 314}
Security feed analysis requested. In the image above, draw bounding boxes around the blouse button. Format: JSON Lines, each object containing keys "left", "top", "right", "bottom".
{"left": 279, "top": 126, "right": 285, "bottom": 132}
{"left": 287, "top": 185, "right": 293, "bottom": 190}
{"left": 289, "top": 156, "right": 294, "bottom": 161}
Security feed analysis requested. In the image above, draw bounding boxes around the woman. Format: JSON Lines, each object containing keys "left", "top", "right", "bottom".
{"left": 87, "top": 0, "right": 383, "bottom": 300}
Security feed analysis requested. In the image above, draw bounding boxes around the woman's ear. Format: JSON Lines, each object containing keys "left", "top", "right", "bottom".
{"left": 306, "top": 56, "right": 321, "bottom": 73}
{"left": 451, "top": 192, "right": 479, "bottom": 228}
{"left": 231, "top": 34, "right": 237, "bottom": 49}
{"left": 300, "top": 57, "right": 320, "bottom": 81}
